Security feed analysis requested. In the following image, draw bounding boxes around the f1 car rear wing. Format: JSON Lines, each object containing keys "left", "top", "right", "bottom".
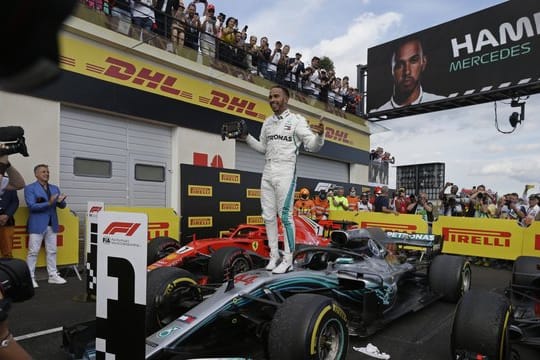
{"left": 383, "top": 231, "right": 442, "bottom": 250}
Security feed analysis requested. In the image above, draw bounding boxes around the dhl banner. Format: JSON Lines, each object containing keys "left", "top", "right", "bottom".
{"left": 59, "top": 35, "right": 366, "bottom": 150}
{"left": 331, "top": 211, "right": 540, "bottom": 260}
{"left": 107, "top": 206, "right": 180, "bottom": 241}
{"left": 12, "top": 207, "right": 79, "bottom": 266}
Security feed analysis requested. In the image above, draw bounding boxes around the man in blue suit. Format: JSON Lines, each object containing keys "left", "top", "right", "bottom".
{"left": 25, "top": 164, "right": 67, "bottom": 288}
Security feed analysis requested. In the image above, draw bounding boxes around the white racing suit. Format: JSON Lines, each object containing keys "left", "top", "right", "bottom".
{"left": 246, "top": 109, "right": 324, "bottom": 268}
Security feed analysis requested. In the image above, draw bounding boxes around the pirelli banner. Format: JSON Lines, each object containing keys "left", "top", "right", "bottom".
{"left": 12, "top": 207, "right": 79, "bottom": 266}
{"left": 181, "top": 164, "right": 263, "bottom": 243}
{"left": 331, "top": 211, "right": 540, "bottom": 259}
{"left": 367, "top": 0, "right": 540, "bottom": 119}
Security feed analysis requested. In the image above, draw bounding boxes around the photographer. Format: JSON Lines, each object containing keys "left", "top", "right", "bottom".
{"left": 300, "top": 66, "right": 314, "bottom": 95}
{"left": 407, "top": 192, "right": 436, "bottom": 232}
{"left": 468, "top": 184, "right": 494, "bottom": 218}
{"left": 284, "top": 52, "right": 304, "bottom": 90}
{"left": 439, "top": 182, "right": 464, "bottom": 216}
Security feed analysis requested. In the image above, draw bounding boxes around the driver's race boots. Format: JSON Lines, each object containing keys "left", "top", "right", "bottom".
{"left": 272, "top": 254, "right": 293, "bottom": 274}
{"left": 265, "top": 253, "right": 280, "bottom": 271}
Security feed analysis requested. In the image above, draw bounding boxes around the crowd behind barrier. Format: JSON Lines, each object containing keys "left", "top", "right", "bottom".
{"left": 80, "top": 0, "right": 363, "bottom": 115}
{"left": 297, "top": 182, "right": 540, "bottom": 268}
{"left": 294, "top": 182, "right": 540, "bottom": 226}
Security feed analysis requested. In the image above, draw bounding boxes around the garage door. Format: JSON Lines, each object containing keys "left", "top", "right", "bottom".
{"left": 235, "top": 142, "right": 349, "bottom": 183}
{"left": 60, "top": 106, "right": 172, "bottom": 223}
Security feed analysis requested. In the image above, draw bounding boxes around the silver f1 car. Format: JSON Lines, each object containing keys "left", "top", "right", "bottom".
{"left": 145, "top": 227, "right": 471, "bottom": 360}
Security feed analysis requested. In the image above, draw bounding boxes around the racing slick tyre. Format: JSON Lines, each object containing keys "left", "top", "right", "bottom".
{"left": 268, "top": 294, "right": 348, "bottom": 360}
{"left": 147, "top": 236, "right": 181, "bottom": 265}
{"left": 451, "top": 289, "right": 511, "bottom": 360}
{"left": 511, "top": 256, "right": 540, "bottom": 288}
{"left": 429, "top": 254, "right": 471, "bottom": 302}
{"left": 207, "top": 247, "right": 254, "bottom": 283}
{"left": 146, "top": 267, "right": 201, "bottom": 335}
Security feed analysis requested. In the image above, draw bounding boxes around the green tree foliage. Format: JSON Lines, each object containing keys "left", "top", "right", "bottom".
{"left": 319, "top": 56, "right": 335, "bottom": 72}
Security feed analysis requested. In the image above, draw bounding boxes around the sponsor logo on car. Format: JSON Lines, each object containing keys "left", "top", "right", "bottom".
{"left": 157, "top": 325, "right": 181, "bottom": 338}
{"left": 360, "top": 222, "right": 417, "bottom": 232}
{"left": 178, "top": 315, "right": 196, "bottom": 324}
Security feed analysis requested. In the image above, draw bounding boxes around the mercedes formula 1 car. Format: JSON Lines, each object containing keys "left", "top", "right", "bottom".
{"left": 144, "top": 227, "right": 471, "bottom": 359}
{"left": 146, "top": 216, "right": 349, "bottom": 283}
{"left": 451, "top": 255, "right": 540, "bottom": 360}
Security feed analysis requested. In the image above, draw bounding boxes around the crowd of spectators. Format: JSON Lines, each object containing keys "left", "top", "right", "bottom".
{"left": 81, "top": 0, "right": 362, "bottom": 114}
{"left": 293, "top": 182, "right": 540, "bottom": 229}
{"left": 294, "top": 182, "right": 539, "bottom": 269}
{"left": 438, "top": 183, "right": 540, "bottom": 225}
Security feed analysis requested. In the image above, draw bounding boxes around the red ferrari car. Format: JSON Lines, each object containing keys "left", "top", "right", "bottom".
{"left": 146, "top": 216, "right": 354, "bottom": 284}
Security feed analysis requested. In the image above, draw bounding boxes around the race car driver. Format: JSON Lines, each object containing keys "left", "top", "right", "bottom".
{"left": 242, "top": 85, "right": 325, "bottom": 273}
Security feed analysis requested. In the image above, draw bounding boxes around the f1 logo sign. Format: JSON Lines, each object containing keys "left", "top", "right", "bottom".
{"left": 96, "top": 211, "right": 147, "bottom": 359}
{"left": 89, "top": 206, "right": 103, "bottom": 214}
{"left": 103, "top": 222, "right": 141, "bottom": 236}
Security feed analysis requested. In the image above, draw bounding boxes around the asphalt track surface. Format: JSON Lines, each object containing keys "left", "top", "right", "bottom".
{"left": 10, "top": 264, "right": 511, "bottom": 360}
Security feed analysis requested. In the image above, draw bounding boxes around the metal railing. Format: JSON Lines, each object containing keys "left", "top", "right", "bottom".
{"left": 77, "top": 1, "right": 364, "bottom": 119}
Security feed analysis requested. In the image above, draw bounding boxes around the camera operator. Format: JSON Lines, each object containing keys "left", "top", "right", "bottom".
{"left": 0, "top": 126, "right": 28, "bottom": 191}
{"left": 0, "top": 257, "right": 35, "bottom": 360}
{"left": 0, "top": 156, "right": 25, "bottom": 192}
{"left": 439, "top": 182, "right": 464, "bottom": 216}
{"left": 503, "top": 192, "right": 532, "bottom": 226}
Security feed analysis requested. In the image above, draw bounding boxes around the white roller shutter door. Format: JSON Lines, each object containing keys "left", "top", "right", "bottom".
{"left": 60, "top": 106, "right": 172, "bottom": 222}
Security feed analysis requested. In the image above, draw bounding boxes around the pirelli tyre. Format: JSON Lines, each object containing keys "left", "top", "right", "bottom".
{"left": 511, "top": 256, "right": 540, "bottom": 288}
{"left": 268, "top": 294, "right": 348, "bottom": 360}
{"left": 146, "top": 267, "right": 201, "bottom": 335}
{"left": 451, "top": 289, "right": 511, "bottom": 360}
{"left": 429, "top": 254, "right": 471, "bottom": 302}
{"left": 147, "top": 236, "right": 181, "bottom": 265}
{"left": 207, "top": 247, "right": 254, "bottom": 283}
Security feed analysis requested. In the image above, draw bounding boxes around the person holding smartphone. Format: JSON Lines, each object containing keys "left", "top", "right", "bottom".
{"left": 25, "top": 164, "right": 68, "bottom": 288}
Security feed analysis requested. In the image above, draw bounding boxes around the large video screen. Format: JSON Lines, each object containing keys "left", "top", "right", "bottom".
{"left": 367, "top": 0, "right": 540, "bottom": 119}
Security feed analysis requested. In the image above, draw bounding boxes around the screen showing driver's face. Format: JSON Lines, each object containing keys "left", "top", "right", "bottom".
{"left": 392, "top": 40, "right": 426, "bottom": 97}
